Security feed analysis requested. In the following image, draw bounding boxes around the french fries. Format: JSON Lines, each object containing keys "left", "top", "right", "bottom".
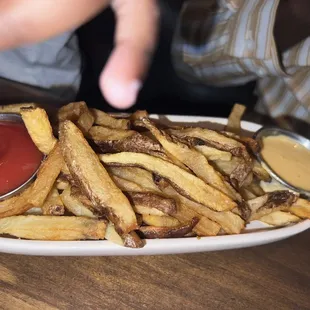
{"left": 0, "top": 103, "right": 37, "bottom": 113}
{"left": 60, "top": 120, "right": 138, "bottom": 235}
{"left": 132, "top": 111, "right": 236, "bottom": 199}
{"left": 225, "top": 103, "right": 246, "bottom": 134}
{"left": 0, "top": 216, "right": 106, "bottom": 240}
{"left": 42, "top": 186, "right": 65, "bottom": 215}
{"left": 21, "top": 107, "right": 57, "bottom": 154}
{"left": 0, "top": 102, "right": 308, "bottom": 247}
{"left": 100, "top": 152, "right": 237, "bottom": 211}
{"left": 258, "top": 211, "right": 300, "bottom": 226}
{"left": 60, "top": 187, "right": 96, "bottom": 218}
{"left": 90, "top": 108, "right": 130, "bottom": 129}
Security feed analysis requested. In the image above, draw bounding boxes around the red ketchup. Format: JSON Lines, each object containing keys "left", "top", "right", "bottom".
{"left": 0, "top": 121, "right": 43, "bottom": 196}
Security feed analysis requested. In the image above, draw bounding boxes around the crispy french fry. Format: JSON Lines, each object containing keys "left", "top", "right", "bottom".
{"left": 110, "top": 175, "right": 147, "bottom": 193}
{"left": 155, "top": 180, "right": 245, "bottom": 234}
{"left": 123, "top": 231, "right": 145, "bottom": 248}
{"left": 60, "top": 121, "right": 138, "bottom": 235}
{"left": 58, "top": 101, "right": 88, "bottom": 122}
{"left": 142, "top": 214, "right": 180, "bottom": 227}
{"left": 21, "top": 107, "right": 57, "bottom": 154}
{"left": 77, "top": 109, "right": 95, "bottom": 134}
{"left": 139, "top": 218, "right": 198, "bottom": 239}
{"left": 0, "top": 144, "right": 64, "bottom": 218}
{"left": 246, "top": 182, "right": 265, "bottom": 197}
{"left": 105, "top": 223, "right": 124, "bottom": 246}
{"left": 100, "top": 152, "right": 237, "bottom": 211}
{"left": 289, "top": 198, "right": 310, "bottom": 219}
{"left": 0, "top": 215, "right": 106, "bottom": 240}
{"left": 225, "top": 103, "right": 246, "bottom": 134}
{"left": 41, "top": 186, "right": 65, "bottom": 215}
{"left": 60, "top": 187, "right": 96, "bottom": 218}
{"left": 127, "top": 192, "right": 177, "bottom": 216}
{"left": 56, "top": 176, "right": 70, "bottom": 190}
{"left": 194, "top": 145, "right": 232, "bottom": 161}
{"left": 193, "top": 216, "right": 221, "bottom": 236}
{"left": 88, "top": 126, "right": 135, "bottom": 141}
{"left": 248, "top": 191, "right": 297, "bottom": 220}
{"left": 175, "top": 203, "right": 221, "bottom": 236}
{"left": 252, "top": 160, "right": 271, "bottom": 182}
{"left": 132, "top": 112, "right": 235, "bottom": 199}
{"left": 167, "top": 127, "right": 250, "bottom": 159}
{"left": 0, "top": 103, "right": 37, "bottom": 113}
{"left": 258, "top": 211, "right": 300, "bottom": 226}
{"left": 90, "top": 108, "right": 130, "bottom": 129}
{"left": 108, "top": 166, "right": 161, "bottom": 194}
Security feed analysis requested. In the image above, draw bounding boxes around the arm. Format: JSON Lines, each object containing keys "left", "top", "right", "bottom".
{"left": 0, "top": 0, "right": 159, "bottom": 109}
{"left": 172, "top": 0, "right": 310, "bottom": 86}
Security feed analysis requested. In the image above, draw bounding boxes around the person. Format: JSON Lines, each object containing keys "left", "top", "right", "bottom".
{"left": 172, "top": 0, "right": 310, "bottom": 123}
{"left": 0, "top": 0, "right": 158, "bottom": 109}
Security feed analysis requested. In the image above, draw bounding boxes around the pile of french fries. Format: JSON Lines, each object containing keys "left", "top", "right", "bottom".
{"left": 0, "top": 102, "right": 309, "bottom": 248}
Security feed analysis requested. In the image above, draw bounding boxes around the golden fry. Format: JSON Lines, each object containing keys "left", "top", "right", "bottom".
{"left": 60, "top": 121, "right": 138, "bottom": 235}
{"left": 225, "top": 103, "right": 246, "bottom": 134}
{"left": 60, "top": 187, "right": 96, "bottom": 218}
{"left": 100, "top": 152, "right": 237, "bottom": 211}
{"left": 194, "top": 145, "right": 232, "bottom": 161}
{"left": 259, "top": 211, "right": 300, "bottom": 226}
{"left": 289, "top": 198, "right": 310, "bottom": 219}
{"left": 132, "top": 112, "right": 235, "bottom": 199}
{"left": 90, "top": 108, "right": 130, "bottom": 129}
{"left": 42, "top": 186, "right": 65, "bottom": 215}
{"left": 21, "top": 107, "right": 57, "bottom": 154}
{"left": 0, "top": 215, "right": 106, "bottom": 240}
{"left": 142, "top": 214, "right": 180, "bottom": 227}
{"left": 77, "top": 109, "right": 95, "bottom": 134}
{"left": 0, "top": 103, "right": 37, "bottom": 113}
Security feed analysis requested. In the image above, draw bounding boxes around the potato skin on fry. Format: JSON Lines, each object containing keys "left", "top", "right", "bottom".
{"left": 139, "top": 218, "right": 198, "bottom": 239}
{"left": 127, "top": 192, "right": 177, "bottom": 216}
{"left": 59, "top": 121, "right": 138, "bottom": 235}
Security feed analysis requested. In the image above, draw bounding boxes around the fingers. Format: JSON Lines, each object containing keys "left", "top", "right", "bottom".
{"left": 99, "top": 0, "right": 159, "bottom": 109}
{"left": 0, "top": 0, "right": 108, "bottom": 49}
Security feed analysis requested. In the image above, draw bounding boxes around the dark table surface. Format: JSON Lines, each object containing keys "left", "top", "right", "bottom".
{"left": 0, "top": 78, "right": 309, "bottom": 310}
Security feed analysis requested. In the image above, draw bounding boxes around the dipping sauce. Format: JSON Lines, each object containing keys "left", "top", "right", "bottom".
{"left": 261, "top": 135, "right": 310, "bottom": 191}
{"left": 0, "top": 121, "right": 43, "bottom": 196}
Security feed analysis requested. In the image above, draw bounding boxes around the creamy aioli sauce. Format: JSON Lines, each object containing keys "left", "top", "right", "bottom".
{"left": 261, "top": 135, "right": 310, "bottom": 191}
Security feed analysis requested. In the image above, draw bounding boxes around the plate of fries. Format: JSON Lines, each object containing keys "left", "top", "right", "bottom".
{"left": 0, "top": 102, "right": 309, "bottom": 256}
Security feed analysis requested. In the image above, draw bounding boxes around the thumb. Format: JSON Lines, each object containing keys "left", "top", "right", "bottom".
{"left": 99, "top": 0, "right": 159, "bottom": 109}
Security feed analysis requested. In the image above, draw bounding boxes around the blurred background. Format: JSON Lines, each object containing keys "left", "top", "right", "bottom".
{"left": 77, "top": 0, "right": 257, "bottom": 116}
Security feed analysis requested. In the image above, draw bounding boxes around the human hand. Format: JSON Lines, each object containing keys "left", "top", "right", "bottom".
{"left": 0, "top": 0, "right": 159, "bottom": 109}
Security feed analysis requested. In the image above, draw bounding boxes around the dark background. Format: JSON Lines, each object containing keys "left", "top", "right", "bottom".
{"left": 77, "top": 0, "right": 256, "bottom": 116}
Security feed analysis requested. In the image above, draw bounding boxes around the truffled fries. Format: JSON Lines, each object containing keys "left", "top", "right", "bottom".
{"left": 0, "top": 102, "right": 308, "bottom": 247}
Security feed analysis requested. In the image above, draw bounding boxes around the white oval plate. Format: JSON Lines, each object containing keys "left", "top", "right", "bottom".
{"left": 1, "top": 115, "right": 309, "bottom": 256}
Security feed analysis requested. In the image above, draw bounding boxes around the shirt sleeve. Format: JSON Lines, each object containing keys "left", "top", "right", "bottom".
{"left": 172, "top": 0, "right": 287, "bottom": 87}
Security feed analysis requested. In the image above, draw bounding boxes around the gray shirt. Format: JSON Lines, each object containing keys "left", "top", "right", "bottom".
{"left": 0, "top": 32, "right": 81, "bottom": 101}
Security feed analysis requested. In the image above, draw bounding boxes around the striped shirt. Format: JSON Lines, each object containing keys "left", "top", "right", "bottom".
{"left": 172, "top": 0, "right": 310, "bottom": 123}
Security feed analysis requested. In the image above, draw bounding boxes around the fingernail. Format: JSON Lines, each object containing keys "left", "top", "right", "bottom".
{"left": 126, "top": 80, "right": 142, "bottom": 106}
{"left": 104, "top": 79, "right": 142, "bottom": 109}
